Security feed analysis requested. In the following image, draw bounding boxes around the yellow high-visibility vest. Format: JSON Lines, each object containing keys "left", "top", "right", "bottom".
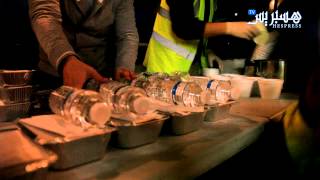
{"left": 144, "top": 0, "right": 215, "bottom": 74}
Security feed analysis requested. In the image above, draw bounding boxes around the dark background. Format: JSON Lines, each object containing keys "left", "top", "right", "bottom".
{"left": 0, "top": 0, "right": 319, "bottom": 93}
{"left": 0, "top": 0, "right": 319, "bottom": 178}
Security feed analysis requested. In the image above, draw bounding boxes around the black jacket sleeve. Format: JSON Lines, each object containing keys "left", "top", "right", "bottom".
{"left": 166, "top": 0, "right": 206, "bottom": 40}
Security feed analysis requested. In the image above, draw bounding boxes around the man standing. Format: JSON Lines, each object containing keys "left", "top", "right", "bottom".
{"left": 29, "top": 0, "right": 139, "bottom": 88}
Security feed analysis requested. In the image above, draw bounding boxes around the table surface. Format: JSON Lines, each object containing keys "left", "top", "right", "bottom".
{"left": 46, "top": 116, "right": 265, "bottom": 180}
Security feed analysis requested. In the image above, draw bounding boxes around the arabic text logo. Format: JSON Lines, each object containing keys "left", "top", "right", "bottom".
{"left": 248, "top": 10, "right": 302, "bottom": 29}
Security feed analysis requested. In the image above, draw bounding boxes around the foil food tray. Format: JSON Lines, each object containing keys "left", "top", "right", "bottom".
{"left": 0, "top": 70, "right": 34, "bottom": 87}
{"left": 0, "top": 102, "right": 31, "bottom": 122}
{"left": 161, "top": 112, "right": 205, "bottom": 135}
{"left": 19, "top": 115, "right": 114, "bottom": 170}
{"left": 204, "top": 101, "right": 235, "bottom": 122}
{"left": 109, "top": 117, "right": 167, "bottom": 149}
{"left": 0, "top": 85, "right": 32, "bottom": 104}
{"left": 0, "top": 122, "right": 57, "bottom": 179}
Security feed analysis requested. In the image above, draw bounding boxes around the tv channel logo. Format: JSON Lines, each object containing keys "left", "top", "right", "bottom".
{"left": 248, "top": 9, "right": 256, "bottom": 16}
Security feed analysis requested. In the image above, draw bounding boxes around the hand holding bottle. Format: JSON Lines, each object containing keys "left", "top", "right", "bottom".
{"left": 114, "top": 67, "right": 136, "bottom": 81}
{"left": 62, "top": 56, "right": 109, "bottom": 88}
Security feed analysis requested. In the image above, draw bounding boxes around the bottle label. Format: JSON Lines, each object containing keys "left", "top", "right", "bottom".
{"left": 100, "top": 81, "right": 126, "bottom": 109}
{"left": 172, "top": 81, "right": 190, "bottom": 106}
{"left": 171, "top": 81, "right": 181, "bottom": 105}
{"left": 104, "top": 81, "right": 127, "bottom": 95}
{"left": 207, "top": 80, "right": 214, "bottom": 89}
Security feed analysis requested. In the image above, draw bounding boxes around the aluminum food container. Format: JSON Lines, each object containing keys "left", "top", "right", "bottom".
{"left": 204, "top": 102, "right": 234, "bottom": 122}
{"left": 162, "top": 112, "right": 205, "bottom": 135}
{"left": 0, "top": 70, "right": 34, "bottom": 87}
{"left": 0, "top": 102, "right": 31, "bottom": 122}
{"left": 46, "top": 133, "right": 112, "bottom": 170}
{"left": 0, "top": 85, "right": 33, "bottom": 103}
{"left": 19, "top": 117, "right": 114, "bottom": 170}
{"left": 0, "top": 123, "right": 57, "bottom": 179}
{"left": 109, "top": 117, "right": 167, "bottom": 149}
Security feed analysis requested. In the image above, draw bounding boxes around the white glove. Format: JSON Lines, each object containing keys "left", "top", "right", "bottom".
{"left": 226, "top": 22, "right": 260, "bottom": 40}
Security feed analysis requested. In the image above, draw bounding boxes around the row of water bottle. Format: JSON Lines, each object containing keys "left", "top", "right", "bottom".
{"left": 49, "top": 83, "right": 154, "bottom": 129}
{"left": 49, "top": 72, "right": 238, "bottom": 129}
{"left": 131, "top": 72, "right": 238, "bottom": 106}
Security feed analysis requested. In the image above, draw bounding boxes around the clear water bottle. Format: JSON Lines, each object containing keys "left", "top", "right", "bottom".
{"left": 99, "top": 81, "right": 156, "bottom": 115}
{"left": 49, "top": 86, "right": 111, "bottom": 128}
{"left": 132, "top": 72, "right": 206, "bottom": 107}
{"left": 131, "top": 72, "right": 169, "bottom": 90}
{"left": 188, "top": 76, "right": 233, "bottom": 104}
{"left": 133, "top": 75, "right": 205, "bottom": 107}
{"left": 211, "top": 79, "right": 233, "bottom": 103}
{"left": 172, "top": 80, "right": 206, "bottom": 107}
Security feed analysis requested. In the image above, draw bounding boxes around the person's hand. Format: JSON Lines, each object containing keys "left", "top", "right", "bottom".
{"left": 62, "top": 55, "right": 109, "bottom": 88}
{"left": 226, "top": 22, "right": 260, "bottom": 40}
{"left": 208, "top": 50, "right": 224, "bottom": 70}
{"left": 114, "top": 67, "right": 136, "bottom": 81}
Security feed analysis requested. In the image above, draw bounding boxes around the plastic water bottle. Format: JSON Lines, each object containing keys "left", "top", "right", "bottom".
{"left": 210, "top": 79, "right": 233, "bottom": 103}
{"left": 99, "top": 81, "right": 156, "bottom": 115}
{"left": 133, "top": 74, "right": 205, "bottom": 107}
{"left": 188, "top": 76, "right": 233, "bottom": 104}
{"left": 131, "top": 72, "right": 169, "bottom": 90}
{"left": 49, "top": 86, "right": 111, "bottom": 128}
{"left": 132, "top": 72, "right": 206, "bottom": 107}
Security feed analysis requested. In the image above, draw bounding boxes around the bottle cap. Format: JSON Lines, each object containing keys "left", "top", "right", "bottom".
{"left": 89, "top": 102, "right": 111, "bottom": 126}
{"left": 202, "top": 68, "right": 220, "bottom": 78}
{"left": 132, "top": 96, "right": 155, "bottom": 114}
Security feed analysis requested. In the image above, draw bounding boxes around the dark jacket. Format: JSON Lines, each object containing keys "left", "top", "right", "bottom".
{"left": 29, "top": 0, "right": 139, "bottom": 76}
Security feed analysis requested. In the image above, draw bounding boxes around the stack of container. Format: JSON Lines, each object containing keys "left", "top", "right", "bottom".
{"left": 0, "top": 70, "right": 34, "bottom": 122}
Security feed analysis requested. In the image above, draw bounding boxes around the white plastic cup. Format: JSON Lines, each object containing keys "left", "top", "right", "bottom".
{"left": 230, "top": 77, "right": 255, "bottom": 98}
{"left": 257, "top": 78, "right": 284, "bottom": 99}
{"left": 245, "top": 76, "right": 264, "bottom": 97}
{"left": 203, "top": 68, "right": 219, "bottom": 78}
{"left": 221, "top": 73, "right": 244, "bottom": 79}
